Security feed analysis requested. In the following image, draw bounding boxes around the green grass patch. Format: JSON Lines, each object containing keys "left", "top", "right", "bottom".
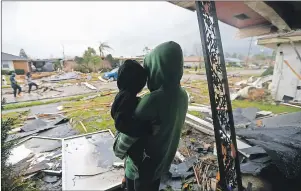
{"left": 232, "top": 100, "right": 301, "bottom": 114}
{"left": 63, "top": 93, "right": 116, "bottom": 134}
{"left": 3, "top": 93, "right": 97, "bottom": 111}
{"left": 185, "top": 80, "right": 210, "bottom": 105}
{"left": 2, "top": 110, "right": 30, "bottom": 128}
{"left": 188, "top": 110, "right": 204, "bottom": 119}
{"left": 2, "top": 85, "right": 11, "bottom": 89}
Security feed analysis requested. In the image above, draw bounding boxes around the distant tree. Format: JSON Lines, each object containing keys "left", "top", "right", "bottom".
{"left": 82, "top": 47, "right": 101, "bottom": 72}
{"left": 83, "top": 47, "right": 96, "bottom": 67}
{"left": 225, "top": 52, "right": 231, "bottom": 58}
{"left": 143, "top": 46, "right": 151, "bottom": 55}
{"left": 91, "top": 56, "right": 101, "bottom": 72}
{"left": 238, "top": 54, "right": 244, "bottom": 60}
{"left": 19, "top": 49, "right": 28, "bottom": 58}
{"left": 53, "top": 59, "right": 62, "bottom": 71}
{"left": 106, "top": 54, "right": 118, "bottom": 68}
{"left": 106, "top": 54, "right": 114, "bottom": 64}
{"left": 98, "top": 42, "right": 112, "bottom": 57}
{"left": 232, "top": 53, "right": 238, "bottom": 58}
{"left": 193, "top": 43, "right": 202, "bottom": 56}
{"left": 253, "top": 53, "right": 266, "bottom": 60}
{"left": 74, "top": 56, "right": 84, "bottom": 65}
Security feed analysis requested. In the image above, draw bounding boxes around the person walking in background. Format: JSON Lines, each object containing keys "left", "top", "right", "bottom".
{"left": 26, "top": 72, "right": 38, "bottom": 94}
{"left": 10, "top": 73, "right": 22, "bottom": 98}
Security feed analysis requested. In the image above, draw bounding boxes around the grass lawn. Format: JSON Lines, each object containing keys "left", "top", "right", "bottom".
{"left": 184, "top": 80, "right": 210, "bottom": 105}
{"left": 3, "top": 93, "right": 97, "bottom": 111}
{"left": 232, "top": 100, "right": 300, "bottom": 114}
{"left": 2, "top": 85, "right": 11, "bottom": 89}
{"left": 2, "top": 110, "right": 30, "bottom": 128}
{"left": 187, "top": 110, "right": 205, "bottom": 119}
{"left": 62, "top": 92, "right": 116, "bottom": 134}
{"left": 184, "top": 79, "right": 300, "bottom": 115}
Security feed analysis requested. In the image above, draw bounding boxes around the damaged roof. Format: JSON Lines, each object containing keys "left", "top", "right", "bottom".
{"left": 168, "top": 1, "right": 301, "bottom": 38}
{"left": 2, "top": 52, "right": 28, "bottom": 61}
{"left": 257, "top": 30, "right": 301, "bottom": 48}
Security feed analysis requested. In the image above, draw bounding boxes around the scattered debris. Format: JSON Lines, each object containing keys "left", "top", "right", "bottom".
{"left": 8, "top": 137, "right": 63, "bottom": 189}
{"left": 62, "top": 130, "right": 123, "bottom": 190}
{"left": 45, "top": 72, "right": 79, "bottom": 82}
{"left": 83, "top": 82, "right": 97, "bottom": 90}
{"left": 79, "top": 121, "right": 87, "bottom": 133}
{"left": 43, "top": 175, "right": 58, "bottom": 183}
{"left": 237, "top": 126, "right": 301, "bottom": 179}
{"left": 188, "top": 105, "right": 211, "bottom": 114}
{"left": 281, "top": 102, "right": 301, "bottom": 109}
{"left": 20, "top": 119, "right": 48, "bottom": 132}
{"left": 256, "top": 110, "right": 273, "bottom": 118}
{"left": 231, "top": 75, "right": 273, "bottom": 101}
{"left": 233, "top": 107, "right": 259, "bottom": 128}
{"left": 57, "top": 105, "right": 64, "bottom": 111}
{"left": 98, "top": 76, "right": 109, "bottom": 83}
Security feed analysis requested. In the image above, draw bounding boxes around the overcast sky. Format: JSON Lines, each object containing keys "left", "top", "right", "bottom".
{"left": 2, "top": 1, "right": 271, "bottom": 59}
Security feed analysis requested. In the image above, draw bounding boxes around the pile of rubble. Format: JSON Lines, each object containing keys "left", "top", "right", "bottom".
{"left": 167, "top": 104, "right": 301, "bottom": 191}
{"left": 230, "top": 75, "right": 273, "bottom": 101}
{"left": 6, "top": 112, "right": 123, "bottom": 191}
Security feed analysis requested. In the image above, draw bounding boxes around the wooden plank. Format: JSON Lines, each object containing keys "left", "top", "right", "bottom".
{"left": 186, "top": 113, "right": 214, "bottom": 130}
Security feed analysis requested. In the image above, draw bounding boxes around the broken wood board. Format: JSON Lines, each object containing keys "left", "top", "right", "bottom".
{"left": 98, "top": 76, "right": 109, "bottom": 83}
{"left": 79, "top": 121, "right": 87, "bottom": 133}
{"left": 186, "top": 113, "right": 214, "bottom": 130}
{"left": 185, "top": 120, "right": 214, "bottom": 136}
{"left": 83, "top": 82, "right": 97, "bottom": 90}
{"left": 185, "top": 113, "right": 251, "bottom": 156}
{"left": 281, "top": 102, "right": 301, "bottom": 109}
{"left": 188, "top": 106, "right": 211, "bottom": 114}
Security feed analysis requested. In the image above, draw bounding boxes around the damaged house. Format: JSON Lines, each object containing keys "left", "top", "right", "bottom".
{"left": 257, "top": 31, "right": 301, "bottom": 102}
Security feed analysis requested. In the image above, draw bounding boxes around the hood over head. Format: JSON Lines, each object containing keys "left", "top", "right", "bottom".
{"left": 143, "top": 41, "right": 183, "bottom": 92}
{"left": 117, "top": 59, "right": 147, "bottom": 94}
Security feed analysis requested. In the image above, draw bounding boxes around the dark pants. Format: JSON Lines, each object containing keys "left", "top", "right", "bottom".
{"left": 28, "top": 82, "right": 38, "bottom": 93}
{"left": 126, "top": 176, "right": 160, "bottom": 191}
{"left": 12, "top": 84, "right": 22, "bottom": 97}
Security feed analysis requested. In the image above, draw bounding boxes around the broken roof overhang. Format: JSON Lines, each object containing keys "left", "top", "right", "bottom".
{"left": 257, "top": 30, "right": 301, "bottom": 48}
{"left": 168, "top": 1, "right": 301, "bottom": 39}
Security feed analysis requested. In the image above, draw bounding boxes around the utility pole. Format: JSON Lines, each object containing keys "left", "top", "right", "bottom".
{"left": 61, "top": 44, "right": 65, "bottom": 59}
{"left": 246, "top": 37, "right": 254, "bottom": 66}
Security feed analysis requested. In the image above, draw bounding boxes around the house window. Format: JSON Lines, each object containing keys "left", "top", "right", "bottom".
{"left": 2, "top": 61, "right": 10, "bottom": 69}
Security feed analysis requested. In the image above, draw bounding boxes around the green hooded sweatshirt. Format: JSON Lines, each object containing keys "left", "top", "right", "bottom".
{"left": 114, "top": 41, "right": 188, "bottom": 181}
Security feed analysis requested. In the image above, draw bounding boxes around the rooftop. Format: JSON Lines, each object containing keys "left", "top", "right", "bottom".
{"left": 257, "top": 30, "right": 301, "bottom": 48}
{"left": 2, "top": 52, "right": 28, "bottom": 61}
{"left": 184, "top": 56, "right": 203, "bottom": 62}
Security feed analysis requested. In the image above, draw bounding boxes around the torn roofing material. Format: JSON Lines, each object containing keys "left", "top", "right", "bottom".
{"left": 237, "top": 126, "right": 301, "bottom": 178}
{"left": 62, "top": 130, "right": 124, "bottom": 190}
{"left": 7, "top": 115, "right": 73, "bottom": 142}
{"left": 233, "top": 107, "right": 259, "bottom": 127}
{"left": 8, "top": 137, "right": 62, "bottom": 177}
{"left": 249, "top": 111, "right": 301, "bottom": 128}
{"left": 21, "top": 119, "right": 48, "bottom": 132}
{"left": 240, "top": 157, "right": 272, "bottom": 176}
{"left": 46, "top": 72, "right": 78, "bottom": 82}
